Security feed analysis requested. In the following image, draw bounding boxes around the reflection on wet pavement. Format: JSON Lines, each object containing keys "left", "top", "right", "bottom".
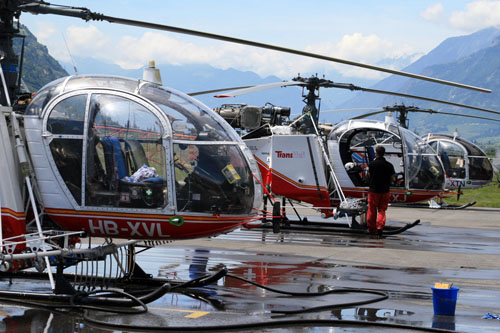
{"left": 217, "top": 224, "right": 500, "bottom": 255}
{"left": 0, "top": 218, "right": 500, "bottom": 332}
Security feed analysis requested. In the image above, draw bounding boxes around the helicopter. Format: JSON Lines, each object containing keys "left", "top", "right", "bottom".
{"left": 426, "top": 133, "right": 494, "bottom": 191}
{"left": 348, "top": 104, "right": 496, "bottom": 192}
{"left": 210, "top": 75, "right": 500, "bottom": 224}
{"left": 0, "top": 0, "right": 269, "bottom": 279}
{"left": 0, "top": 0, "right": 497, "bottom": 282}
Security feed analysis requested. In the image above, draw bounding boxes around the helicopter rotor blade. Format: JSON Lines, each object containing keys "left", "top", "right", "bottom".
{"left": 188, "top": 86, "right": 253, "bottom": 97}
{"left": 204, "top": 77, "right": 500, "bottom": 117}
{"left": 320, "top": 107, "right": 384, "bottom": 114}
{"left": 18, "top": 2, "right": 492, "bottom": 94}
{"left": 406, "top": 108, "right": 500, "bottom": 122}
{"left": 352, "top": 110, "right": 388, "bottom": 119}
{"left": 213, "top": 81, "right": 304, "bottom": 98}
{"left": 351, "top": 107, "right": 500, "bottom": 123}
{"left": 350, "top": 86, "right": 500, "bottom": 117}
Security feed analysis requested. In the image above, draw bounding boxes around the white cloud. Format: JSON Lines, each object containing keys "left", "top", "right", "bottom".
{"left": 35, "top": 24, "right": 413, "bottom": 80}
{"left": 66, "top": 25, "right": 110, "bottom": 54}
{"left": 35, "top": 21, "right": 58, "bottom": 42}
{"left": 114, "top": 32, "right": 256, "bottom": 70}
{"left": 83, "top": 29, "right": 312, "bottom": 78}
{"left": 304, "top": 33, "right": 415, "bottom": 79}
{"left": 420, "top": 3, "right": 445, "bottom": 22}
{"left": 449, "top": 1, "right": 500, "bottom": 31}
{"left": 32, "top": 21, "right": 70, "bottom": 61}
{"left": 30, "top": 23, "right": 110, "bottom": 63}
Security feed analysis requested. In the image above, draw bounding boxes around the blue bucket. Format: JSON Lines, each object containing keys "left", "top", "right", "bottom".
{"left": 431, "top": 286, "right": 459, "bottom": 316}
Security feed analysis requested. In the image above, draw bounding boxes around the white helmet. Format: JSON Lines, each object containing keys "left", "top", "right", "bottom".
{"left": 345, "top": 162, "right": 355, "bottom": 170}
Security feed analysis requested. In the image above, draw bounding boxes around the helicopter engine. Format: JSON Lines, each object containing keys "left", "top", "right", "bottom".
{"left": 214, "top": 103, "right": 291, "bottom": 130}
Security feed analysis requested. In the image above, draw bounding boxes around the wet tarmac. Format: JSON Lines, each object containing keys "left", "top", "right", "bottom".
{"left": 1, "top": 206, "right": 500, "bottom": 332}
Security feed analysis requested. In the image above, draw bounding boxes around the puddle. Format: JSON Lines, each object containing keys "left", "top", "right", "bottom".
{"left": 218, "top": 223, "right": 500, "bottom": 255}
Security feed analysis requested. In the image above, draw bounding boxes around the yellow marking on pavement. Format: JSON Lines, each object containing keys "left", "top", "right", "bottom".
{"left": 150, "top": 307, "right": 210, "bottom": 318}
{"left": 184, "top": 310, "right": 210, "bottom": 318}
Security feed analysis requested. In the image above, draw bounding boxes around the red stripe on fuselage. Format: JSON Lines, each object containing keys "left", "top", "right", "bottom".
{"left": 45, "top": 208, "right": 254, "bottom": 240}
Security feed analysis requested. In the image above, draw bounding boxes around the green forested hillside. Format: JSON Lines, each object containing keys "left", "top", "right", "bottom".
{"left": 13, "top": 25, "right": 68, "bottom": 92}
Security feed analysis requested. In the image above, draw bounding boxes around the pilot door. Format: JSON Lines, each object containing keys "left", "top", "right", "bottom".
{"left": 338, "top": 128, "right": 405, "bottom": 188}
{"left": 45, "top": 91, "right": 172, "bottom": 210}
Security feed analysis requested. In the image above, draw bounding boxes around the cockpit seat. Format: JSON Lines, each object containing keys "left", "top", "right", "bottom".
{"left": 366, "top": 146, "right": 375, "bottom": 161}
{"left": 101, "top": 136, "right": 128, "bottom": 181}
{"left": 88, "top": 136, "right": 165, "bottom": 208}
{"left": 124, "top": 139, "right": 149, "bottom": 171}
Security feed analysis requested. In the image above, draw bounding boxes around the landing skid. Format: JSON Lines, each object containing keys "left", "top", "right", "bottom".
{"left": 263, "top": 218, "right": 420, "bottom": 235}
{"left": 260, "top": 196, "right": 419, "bottom": 236}
{"left": 390, "top": 200, "right": 476, "bottom": 210}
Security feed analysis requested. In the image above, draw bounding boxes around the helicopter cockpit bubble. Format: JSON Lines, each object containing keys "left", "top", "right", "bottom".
{"left": 329, "top": 119, "right": 444, "bottom": 191}
{"left": 24, "top": 75, "right": 261, "bottom": 219}
{"left": 429, "top": 140, "right": 466, "bottom": 178}
{"left": 426, "top": 134, "right": 493, "bottom": 186}
{"left": 458, "top": 138, "right": 494, "bottom": 182}
{"left": 399, "top": 127, "right": 444, "bottom": 190}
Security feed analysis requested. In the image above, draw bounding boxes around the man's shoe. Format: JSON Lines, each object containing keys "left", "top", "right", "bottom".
{"left": 376, "top": 229, "right": 384, "bottom": 239}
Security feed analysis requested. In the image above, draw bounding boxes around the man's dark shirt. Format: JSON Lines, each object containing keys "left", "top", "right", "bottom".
{"left": 368, "top": 156, "right": 395, "bottom": 193}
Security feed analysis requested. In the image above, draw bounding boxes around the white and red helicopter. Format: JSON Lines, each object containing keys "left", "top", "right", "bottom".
{"left": 0, "top": 0, "right": 497, "bottom": 290}
{"left": 0, "top": 1, "right": 267, "bottom": 281}
{"left": 211, "top": 76, "right": 500, "bottom": 226}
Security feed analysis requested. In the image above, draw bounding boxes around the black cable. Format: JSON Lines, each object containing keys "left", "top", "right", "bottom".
{"left": 0, "top": 288, "right": 148, "bottom": 315}
{"left": 69, "top": 289, "right": 148, "bottom": 315}
{"left": 171, "top": 267, "right": 228, "bottom": 290}
{"left": 271, "top": 292, "right": 388, "bottom": 315}
{"left": 227, "top": 272, "right": 384, "bottom": 297}
{"left": 0, "top": 269, "right": 460, "bottom": 333}
{"left": 226, "top": 272, "right": 388, "bottom": 314}
{"left": 0, "top": 296, "right": 72, "bottom": 315}
{"left": 0, "top": 290, "right": 148, "bottom": 314}
{"left": 82, "top": 270, "right": 458, "bottom": 332}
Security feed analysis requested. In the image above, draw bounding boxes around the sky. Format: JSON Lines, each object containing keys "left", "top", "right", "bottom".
{"left": 19, "top": 0, "right": 500, "bottom": 80}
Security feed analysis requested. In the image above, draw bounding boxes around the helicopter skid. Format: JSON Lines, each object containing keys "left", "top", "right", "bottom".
{"left": 390, "top": 201, "right": 476, "bottom": 210}
{"left": 261, "top": 217, "right": 420, "bottom": 235}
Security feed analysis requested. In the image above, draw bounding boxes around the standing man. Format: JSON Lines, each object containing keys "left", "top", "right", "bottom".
{"left": 367, "top": 146, "right": 395, "bottom": 238}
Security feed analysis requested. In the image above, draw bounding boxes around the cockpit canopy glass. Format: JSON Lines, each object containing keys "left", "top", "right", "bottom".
{"left": 432, "top": 136, "right": 493, "bottom": 181}
{"left": 36, "top": 75, "right": 255, "bottom": 215}
{"left": 429, "top": 140, "right": 466, "bottom": 179}
{"left": 400, "top": 127, "right": 444, "bottom": 190}
{"left": 26, "top": 77, "right": 67, "bottom": 116}
{"left": 139, "top": 84, "right": 233, "bottom": 142}
{"left": 332, "top": 120, "right": 444, "bottom": 190}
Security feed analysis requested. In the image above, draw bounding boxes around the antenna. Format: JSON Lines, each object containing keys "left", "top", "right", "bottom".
{"left": 61, "top": 32, "right": 78, "bottom": 75}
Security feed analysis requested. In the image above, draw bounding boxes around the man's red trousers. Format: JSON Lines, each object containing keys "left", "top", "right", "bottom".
{"left": 367, "top": 191, "right": 391, "bottom": 234}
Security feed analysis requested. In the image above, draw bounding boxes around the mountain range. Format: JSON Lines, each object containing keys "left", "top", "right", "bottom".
{"left": 338, "top": 27, "right": 500, "bottom": 141}
{"left": 19, "top": 25, "right": 500, "bottom": 144}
